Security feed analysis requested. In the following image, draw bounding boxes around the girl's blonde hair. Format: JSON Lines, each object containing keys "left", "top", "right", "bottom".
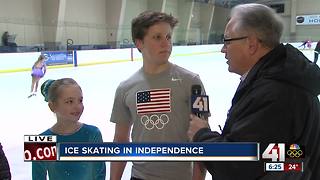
{"left": 41, "top": 78, "right": 81, "bottom": 102}
{"left": 33, "top": 54, "right": 46, "bottom": 67}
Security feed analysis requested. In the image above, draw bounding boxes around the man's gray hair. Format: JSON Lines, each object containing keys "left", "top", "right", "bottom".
{"left": 231, "top": 3, "right": 283, "bottom": 48}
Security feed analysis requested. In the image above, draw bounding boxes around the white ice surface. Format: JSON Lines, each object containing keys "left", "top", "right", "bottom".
{"left": 0, "top": 49, "right": 316, "bottom": 180}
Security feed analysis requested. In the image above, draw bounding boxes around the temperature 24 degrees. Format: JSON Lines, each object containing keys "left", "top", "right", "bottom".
{"left": 284, "top": 163, "right": 303, "bottom": 172}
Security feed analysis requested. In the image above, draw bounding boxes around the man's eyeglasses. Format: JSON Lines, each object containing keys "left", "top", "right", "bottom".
{"left": 223, "top": 36, "right": 248, "bottom": 45}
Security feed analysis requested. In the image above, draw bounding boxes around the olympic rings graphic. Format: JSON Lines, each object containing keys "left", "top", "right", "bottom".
{"left": 287, "top": 149, "right": 303, "bottom": 158}
{"left": 140, "top": 114, "right": 170, "bottom": 130}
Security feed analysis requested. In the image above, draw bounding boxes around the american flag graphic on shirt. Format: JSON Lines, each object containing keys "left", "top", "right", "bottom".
{"left": 136, "top": 88, "right": 171, "bottom": 115}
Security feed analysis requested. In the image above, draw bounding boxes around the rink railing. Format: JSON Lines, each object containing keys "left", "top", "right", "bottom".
{"left": 0, "top": 43, "right": 317, "bottom": 74}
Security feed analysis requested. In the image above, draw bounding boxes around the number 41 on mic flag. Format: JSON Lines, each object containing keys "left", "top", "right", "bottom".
{"left": 191, "top": 95, "right": 210, "bottom": 114}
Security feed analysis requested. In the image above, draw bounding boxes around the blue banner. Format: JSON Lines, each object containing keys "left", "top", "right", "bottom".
{"left": 58, "top": 142, "right": 259, "bottom": 161}
{"left": 42, "top": 51, "right": 73, "bottom": 66}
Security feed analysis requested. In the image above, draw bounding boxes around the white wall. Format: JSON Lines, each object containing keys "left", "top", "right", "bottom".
{"left": 0, "top": 0, "right": 43, "bottom": 46}
{"left": 64, "top": 0, "right": 108, "bottom": 45}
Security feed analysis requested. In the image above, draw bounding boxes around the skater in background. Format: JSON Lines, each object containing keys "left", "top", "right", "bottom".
{"left": 307, "top": 39, "right": 312, "bottom": 49}
{"left": 314, "top": 40, "right": 320, "bottom": 64}
{"left": 28, "top": 54, "right": 47, "bottom": 98}
{"left": 299, "top": 39, "right": 312, "bottom": 49}
{"left": 32, "top": 78, "right": 106, "bottom": 180}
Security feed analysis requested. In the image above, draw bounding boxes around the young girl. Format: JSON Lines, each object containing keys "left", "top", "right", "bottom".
{"left": 28, "top": 54, "right": 47, "bottom": 98}
{"left": 32, "top": 78, "right": 106, "bottom": 180}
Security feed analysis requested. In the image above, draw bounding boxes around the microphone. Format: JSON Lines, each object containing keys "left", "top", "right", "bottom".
{"left": 191, "top": 85, "right": 209, "bottom": 118}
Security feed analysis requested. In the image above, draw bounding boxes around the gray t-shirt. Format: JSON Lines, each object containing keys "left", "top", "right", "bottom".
{"left": 110, "top": 63, "right": 206, "bottom": 180}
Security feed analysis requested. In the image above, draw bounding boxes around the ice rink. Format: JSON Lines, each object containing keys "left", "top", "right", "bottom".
{"left": 0, "top": 47, "right": 316, "bottom": 179}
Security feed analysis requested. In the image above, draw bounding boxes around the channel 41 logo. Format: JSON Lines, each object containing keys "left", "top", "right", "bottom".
{"left": 262, "top": 143, "right": 305, "bottom": 162}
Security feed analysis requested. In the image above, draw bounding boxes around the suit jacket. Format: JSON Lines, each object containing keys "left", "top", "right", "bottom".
{"left": 193, "top": 44, "right": 320, "bottom": 180}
